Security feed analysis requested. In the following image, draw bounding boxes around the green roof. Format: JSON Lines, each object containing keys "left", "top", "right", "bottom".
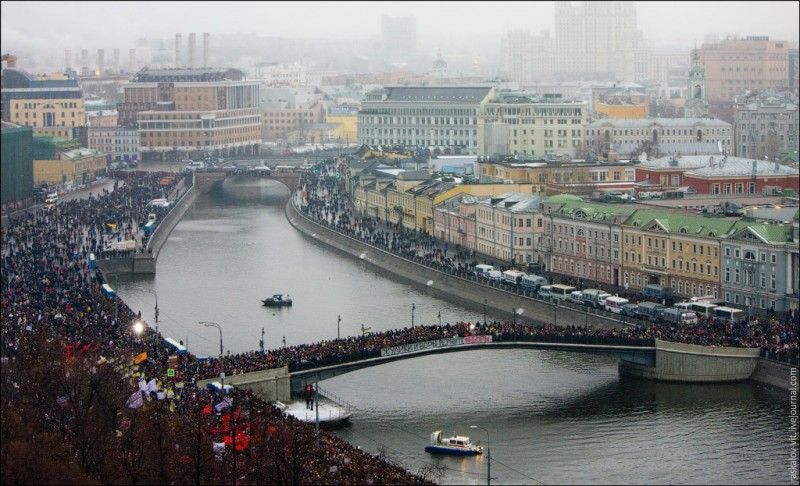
{"left": 728, "top": 221, "right": 793, "bottom": 243}
{"left": 544, "top": 194, "right": 583, "bottom": 204}
{"left": 557, "top": 200, "right": 638, "bottom": 223}
{"left": 779, "top": 149, "right": 799, "bottom": 163}
{"left": 623, "top": 209, "right": 737, "bottom": 237}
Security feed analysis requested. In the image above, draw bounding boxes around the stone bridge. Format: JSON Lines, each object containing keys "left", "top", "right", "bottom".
{"left": 195, "top": 337, "right": 765, "bottom": 402}
{"left": 193, "top": 168, "right": 301, "bottom": 194}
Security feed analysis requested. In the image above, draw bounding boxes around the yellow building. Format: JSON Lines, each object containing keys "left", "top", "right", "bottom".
{"left": 479, "top": 160, "right": 636, "bottom": 193}
{"left": 620, "top": 210, "right": 736, "bottom": 299}
{"left": 594, "top": 100, "right": 648, "bottom": 119}
{"left": 325, "top": 110, "right": 358, "bottom": 144}
{"left": 33, "top": 148, "right": 106, "bottom": 185}
{"left": 8, "top": 95, "right": 85, "bottom": 130}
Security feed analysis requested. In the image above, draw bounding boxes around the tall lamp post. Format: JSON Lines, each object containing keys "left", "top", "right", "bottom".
{"left": 337, "top": 314, "right": 341, "bottom": 340}
{"left": 470, "top": 425, "right": 491, "bottom": 486}
{"left": 200, "top": 321, "right": 224, "bottom": 385}
{"left": 411, "top": 303, "right": 415, "bottom": 328}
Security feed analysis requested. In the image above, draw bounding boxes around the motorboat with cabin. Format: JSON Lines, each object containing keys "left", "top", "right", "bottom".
{"left": 424, "top": 430, "right": 483, "bottom": 456}
{"left": 262, "top": 294, "right": 292, "bottom": 307}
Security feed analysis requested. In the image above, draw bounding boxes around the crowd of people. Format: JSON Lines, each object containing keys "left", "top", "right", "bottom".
{"left": 293, "top": 158, "right": 799, "bottom": 365}
{"left": 0, "top": 169, "right": 431, "bottom": 484}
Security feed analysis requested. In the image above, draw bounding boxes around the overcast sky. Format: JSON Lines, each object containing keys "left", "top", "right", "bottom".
{"left": 2, "top": 1, "right": 798, "bottom": 54}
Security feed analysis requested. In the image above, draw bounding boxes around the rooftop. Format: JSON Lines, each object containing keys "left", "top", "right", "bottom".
{"left": 623, "top": 209, "right": 738, "bottom": 237}
{"left": 687, "top": 158, "right": 798, "bottom": 178}
{"left": 131, "top": 67, "right": 245, "bottom": 83}
{"left": 587, "top": 117, "right": 731, "bottom": 128}
{"left": 370, "top": 86, "right": 493, "bottom": 103}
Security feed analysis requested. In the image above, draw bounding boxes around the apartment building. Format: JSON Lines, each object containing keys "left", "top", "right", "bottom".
{"left": 474, "top": 193, "right": 544, "bottom": 264}
{"left": 1, "top": 68, "right": 85, "bottom": 136}
{"left": 585, "top": 117, "right": 733, "bottom": 155}
{"left": 499, "top": 29, "right": 555, "bottom": 83}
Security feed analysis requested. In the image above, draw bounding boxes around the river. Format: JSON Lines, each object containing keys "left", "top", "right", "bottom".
{"left": 115, "top": 179, "right": 793, "bottom": 485}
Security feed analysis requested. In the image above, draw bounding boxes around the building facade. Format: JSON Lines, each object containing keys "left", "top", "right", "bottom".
{"left": 0, "top": 123, "right": 34, "bottom": 207}
{"left": 1, "top": 68, "right": 85, "bottom": 136}
{"left": 482, "top": 93, "right": 586, "bottom": 157}
{"left": 733, "top": 90, "right": 799, "bottom": 159}
{"left": 697, "top": 36, "right": 798, "bottom": 103}
{"left": 721, "top": 222, "right": 796, "bottom": 313}
{"left": 358, "top": 86, "right": 494, "bottom": 155}
{"left": 474, "top": 193, "right": 544, "bottom": 264}
{"left": 262, "top": 101, "right": 325, "bottom": 141}
{"left": 586, "top": 118, "right": 733, "bottom": 155}
{"left": 120, "top": 68, "right": 261, "bottom": 160}
{"left": 479, "top": 159, "right": 636, "bottom": 194}
{"left": 33, "top": 147, "right": 106, "bottom": 185}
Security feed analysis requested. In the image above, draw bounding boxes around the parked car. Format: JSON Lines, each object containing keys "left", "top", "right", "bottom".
{"left": 537, "top": 285, "right": 553, "bottom": 299}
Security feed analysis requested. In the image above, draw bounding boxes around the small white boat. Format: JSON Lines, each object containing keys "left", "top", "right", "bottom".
{"left": 424, "top": 430, "right": 483, "bottom": 456}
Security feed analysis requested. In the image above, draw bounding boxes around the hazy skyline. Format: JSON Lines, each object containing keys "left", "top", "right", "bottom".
{"left": 2, "top": 0, "right": 798, "bottom": 55}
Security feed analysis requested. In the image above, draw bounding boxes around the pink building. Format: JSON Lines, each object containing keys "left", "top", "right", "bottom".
{"left": 433, "top": 196, "right": 478, "bottom": 251}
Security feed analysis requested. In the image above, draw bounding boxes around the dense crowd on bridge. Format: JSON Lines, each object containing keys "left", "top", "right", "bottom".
{"left": 1, "top": 170, "right": 430, "bottom": 484}
{"left": 296, "top": 158, "right": 799, "bottom": 365}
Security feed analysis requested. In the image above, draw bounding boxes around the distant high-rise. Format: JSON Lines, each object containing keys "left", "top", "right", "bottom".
{"left": 129, "top": 48, "right": 136, "bottom": 73}
{"left": 113, "top": 48, "right": 120, "bottom": 74}
{"left": 381, "top": 16, "right": 416, "bottom": 55}
{"left": 64, "top": 49, "right": 72, "bottom": 70}
{"left": 81, "top": 49, "right": 89, "bottom": 76}
{"left": 697, "top": 36, "right": 798, "bottom": 104}
{"left": 554, "top": 1, "right": 642, "bottom": 82}
{"left": 499, "top": 29, "right": 554, "bottom": 83}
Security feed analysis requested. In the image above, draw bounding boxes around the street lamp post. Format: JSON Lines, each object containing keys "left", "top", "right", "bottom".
{"left": 337, "top": 315, "right": 341, "bottom": 340}
{"left": 470, "top": 425, "right": 491, "bottom": 486}
{"left": 411, "top": 303, "right": 415, "bottom": 328}
{"left": 200, "top": 321, "right": 224, "bottom": 384}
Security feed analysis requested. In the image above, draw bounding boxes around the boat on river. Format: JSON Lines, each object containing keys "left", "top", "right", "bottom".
{"left": 424, "top": 430, "right": 483, "bottom": 456}
{"left": 262, "top": 294, "right": 292, "bottom": 307}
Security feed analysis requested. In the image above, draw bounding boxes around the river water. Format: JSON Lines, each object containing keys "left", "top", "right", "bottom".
{"left": 116, "top": 179, "right": 794, "bottom": 485}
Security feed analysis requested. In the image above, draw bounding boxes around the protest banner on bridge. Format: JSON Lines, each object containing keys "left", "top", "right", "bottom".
{"left": 380, "top": 335, "right": 493, "bottom": 357}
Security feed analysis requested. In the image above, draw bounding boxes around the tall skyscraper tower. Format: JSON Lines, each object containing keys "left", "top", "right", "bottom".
{"left": 554, "top": 1, "right": 642, "bottom": 81}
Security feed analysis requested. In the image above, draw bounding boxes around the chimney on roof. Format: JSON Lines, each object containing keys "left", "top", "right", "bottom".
{"left": 752, "top": 160, "right": 757, "bottom": 173}
{"left": 175, "top": 33, "right": 182, "bottom": 68}
{"left": 188, "top": 32, "right": 196, "bottom": 69}
{"left": 203, "top": 33, "right": 210, "bottom": 68}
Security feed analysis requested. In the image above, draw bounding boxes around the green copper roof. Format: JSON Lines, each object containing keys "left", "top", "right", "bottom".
{"left": 623, "top": 209, "right": 737, "bottom": 237}
{"left": 728, "top": 221, "right": 793, "bottom": 244}
{"left": 544, "top": 194, "right": 583, "bottom": 204}
{"left": 557, "top": 200, "right": 638, "bottom": 223}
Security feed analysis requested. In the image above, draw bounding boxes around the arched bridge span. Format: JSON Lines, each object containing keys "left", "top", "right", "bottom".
{"left": 193, "top": 168, "right": 301, "bottom": 194}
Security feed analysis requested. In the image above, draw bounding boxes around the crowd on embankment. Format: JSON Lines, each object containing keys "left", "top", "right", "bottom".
{"left": 292, "top": 158, "right": 799, "bottom": 366}
{"left": 1, "top": 170, "right": 430, "bottom": 484}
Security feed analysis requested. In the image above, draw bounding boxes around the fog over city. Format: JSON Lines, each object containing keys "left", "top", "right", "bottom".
{"left": 2, "top": 1, "right": 798, "bottom": 73}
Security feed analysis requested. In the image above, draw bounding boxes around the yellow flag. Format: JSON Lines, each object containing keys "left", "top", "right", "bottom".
{"left": 133, "top": 352, "right": 148, "bottom": 365}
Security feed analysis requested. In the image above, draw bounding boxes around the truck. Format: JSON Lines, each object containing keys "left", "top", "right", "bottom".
{"left": 637, "top": 301, "right": 665, "bottom": 322}
{"left": 581, "top": 289, "right": 612, "bottom": 308}
{"left": 639, "top": 284, "right": 674, "bottom": 305}
{"left": 473, "top": 264, "right": 494, "bottom": 276}
{"left": 661, "top": 307, "right": 699, "bottom": 325}
{"left": 520, "top": 274, "right": 548, "bottom": 292}
{"left": 502, "top": 270, "right": 526, "bottom": 286}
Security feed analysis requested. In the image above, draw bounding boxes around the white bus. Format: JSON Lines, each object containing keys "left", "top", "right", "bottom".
{"left": 690, "top": 302, "right": 718, "bottom": 318}
{"left": 549, "top": 284, "right": 577, "bottom": 301}
{"left": 713, "top": 306, "right": 746, "bottom": 323}
{"left": 604, "top": 296, "right": 630, "bottom": 314}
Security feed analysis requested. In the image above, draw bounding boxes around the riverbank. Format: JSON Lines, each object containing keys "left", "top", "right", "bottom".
{"left": 286, "top": 198, "right": 629, "bottom": 331}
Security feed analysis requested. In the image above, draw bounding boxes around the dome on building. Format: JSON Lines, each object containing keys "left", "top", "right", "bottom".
{"left": 432, "top": 48, "right": 447, "bottom": 77}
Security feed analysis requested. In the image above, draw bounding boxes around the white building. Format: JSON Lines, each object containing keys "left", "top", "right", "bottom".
{"left": 358, "top": 86, "right": 495, "bottom": 155}
{"left": 88, "top": 126, "right": 139, "bottom": 162}
{"left": 585, "top": 117, "right": 732, "bottom": 155}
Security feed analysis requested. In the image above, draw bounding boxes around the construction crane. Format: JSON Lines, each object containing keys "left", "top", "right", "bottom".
{"left": 1, "top": 53, "right": 17, "bottom": 68}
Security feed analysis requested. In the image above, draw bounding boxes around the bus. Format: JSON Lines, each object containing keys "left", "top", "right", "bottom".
{"left": 549, "top": 284, "right": 577, "bottom": 302}
{"left": 274, "top": 165, "right": 295, "bottom": 173}
{"left": 163, "top": 337, "right": 188, "bottom": 356}
{"left": 101, "top": 283, "right": 115, "bottom": 298}
{"left": 88, "top": 253, "right": 97, "bottom": 270}
{"left": 713, "top": 306, "right": 746, "bottom": 323}
{"left": 689, "top": 302, "right": 718, "bottom": 318}
{"left": 143, "top": 221, "right": 156, "bottom": 236}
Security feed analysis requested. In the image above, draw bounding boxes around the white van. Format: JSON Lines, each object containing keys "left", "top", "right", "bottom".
{"left": 537, "top": 285, "right": 553, "bottom": 299}
{"left": 568, "top": 291, "right": 584, "bottom": 304}
{"left": 549, "top": 284, "right": 577, "bottom": 302}
{"left": 502, "top": 269, "right": 527, "bottom": 285}
{"left": 473, "top": 264, "right": 494, "bottom": 276}
{"left": 604, "top": 296, "right": 630, "bottom": 314}
{"left": 485, "top": 270, "right": 504, "bottom": 282}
